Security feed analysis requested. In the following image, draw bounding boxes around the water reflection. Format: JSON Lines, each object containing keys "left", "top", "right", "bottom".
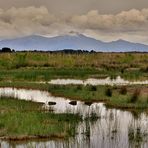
{"left": 48, "top": 76, "right": 148, "bottom": 86}
{"left": 0, "top": 87, "right": 148, "bottom": 148}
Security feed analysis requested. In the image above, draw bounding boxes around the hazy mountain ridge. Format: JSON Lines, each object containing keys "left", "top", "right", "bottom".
{"left": 0, "top": 34, "right": 147, "bottom": 52}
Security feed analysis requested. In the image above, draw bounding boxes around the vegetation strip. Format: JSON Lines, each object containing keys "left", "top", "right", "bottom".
{"left": 0, "top": 82, "right": 147, "bottom": 110}
{"left": 0, "top": 96, "right": 82, "bottom": 141}
{"left": 0, "top": 52, "right": 147, "bottom": 81}
{"left": 47, "top": 84, "right": 148, "bottom": 110}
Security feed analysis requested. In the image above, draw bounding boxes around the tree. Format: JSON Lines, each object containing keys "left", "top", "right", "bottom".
{"left": 1, "top": 47, "right": 12, "bottom": 52}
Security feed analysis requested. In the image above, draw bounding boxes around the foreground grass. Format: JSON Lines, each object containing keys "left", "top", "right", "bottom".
{"left": 0, "top": 52, "right": 147, "bottom": 81}
{"left": 0, "top": 97, "right": 82, "bottom": 140}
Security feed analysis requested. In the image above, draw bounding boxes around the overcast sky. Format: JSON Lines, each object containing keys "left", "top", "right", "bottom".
{"left": 0, "top": 0, "right": 148, "bottom": 44}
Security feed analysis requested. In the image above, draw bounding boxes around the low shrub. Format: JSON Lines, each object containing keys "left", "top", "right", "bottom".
{"left": 119, "top": 86, "right": 127, "bottom": 95}
{"left": 130, "top": 89, "right": 141, "bottom": 103}
{"left": 105, "top": 87, "right": 112, "bottom": 97}
{"left": 86, "top": 85, "right": 97, "bottom": 91}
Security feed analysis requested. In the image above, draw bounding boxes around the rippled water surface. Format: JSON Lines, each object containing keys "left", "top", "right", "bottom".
{"left": 0, "top": 87, "right": 148, "bottom": 148}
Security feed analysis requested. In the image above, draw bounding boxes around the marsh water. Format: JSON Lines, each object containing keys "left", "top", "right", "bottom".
{"left": 48, "top": 76, "right": 148, "bottom": 85}
{"left": 0, "top": 87, "right": 148, "bottom": 148}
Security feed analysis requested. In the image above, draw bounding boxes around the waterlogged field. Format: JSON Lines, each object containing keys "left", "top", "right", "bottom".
{"left": 0, "top": 87, "right": 148, "bottom": 148}
{"left": 48, "top": 84, "right": 148, "bottom": 109}
{"left": 0, "top": 52, "right": 147, "bottom": 147}
{"left": 0, "top": 82, "right": 147, "bottom": 109}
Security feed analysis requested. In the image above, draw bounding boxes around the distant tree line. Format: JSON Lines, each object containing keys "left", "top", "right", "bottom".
{"left": 49, "top": 49, "right": 96, "bottom": 54}
{"left": 0, "top": 47, "right": 15, "bottom": 53}
{"left": 0, "top": 47, "right": 146, "bottom": 53}
{"left": 0, "top": 47, "right": 96, "bottom": 54}
{"left": 21, "top": 49, "right": 96, "bottom": 54}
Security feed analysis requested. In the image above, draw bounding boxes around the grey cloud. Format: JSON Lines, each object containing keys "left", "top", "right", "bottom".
{"left": 0, "top": 0, "right": 148, "bottom": 15}
{"left": 71, "top": 9, "right": 148, "bottom": 31}
{"left": 0, "top": 7, "right": 58, "bottom": 38}
{"left": 0, "top": 6, "right": 148, "bottom": 44}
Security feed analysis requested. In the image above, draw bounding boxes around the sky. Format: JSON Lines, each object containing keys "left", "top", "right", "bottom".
{"left": 0, "top": 0, "right": 148, "bottom": 44}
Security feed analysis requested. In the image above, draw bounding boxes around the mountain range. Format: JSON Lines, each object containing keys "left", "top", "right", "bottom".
{"left": 0, "top": 33, "right": 148, "bottom": 52}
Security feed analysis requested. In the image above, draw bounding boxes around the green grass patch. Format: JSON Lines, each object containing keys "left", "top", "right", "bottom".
{"left": 0, "top": 96, "right": 82, "bottom": 139}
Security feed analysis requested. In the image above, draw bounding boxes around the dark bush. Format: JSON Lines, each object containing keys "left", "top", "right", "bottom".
{"left": 130, "top": 89, "right": 141, "bottom": 103}
{"left": 143, "top": 66, "right": 148, "bottom": 72}
{"left": 121, "top": 68, "right": 124, "bottom": 74}
{"left": 90, "top": 86, "right": 97, "bottom": 91}
{"left": 76, "top": 85, "right": 82, "bottom": 90}
{"left": 86, "top": 85, "right": 97, "bottom": 91}
{"left": 48, "top": 101, "right": 56, "bottom": 105}
{"left": 119, "top": 86, "right": 127, "bottom": 95}
{"left": 69, "top": 101, "right": 77, "bottom": 106}
{"left": 84, "top": 101, "right": 93, "bottom": 106}
{"left": 105, "top": 88, "right": 112, "bottom": 97}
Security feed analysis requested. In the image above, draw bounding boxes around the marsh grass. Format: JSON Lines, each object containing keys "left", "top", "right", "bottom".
{"left": 0, "top": 52, "right": 147, "bottom": 81}
{"left": 0, "top": 81, "right": 147, "bottom": 110}
{"left": 48, "top": 84, "right": 107, "bottom": 102}
{"left": 47, "top": 84, "right": 148, "bottom": 109}
{"left": 0, "top": 96, "right": 82, "bottom": 139}
{"left": 0, "top": 68, "right": 103, "bottom": 81}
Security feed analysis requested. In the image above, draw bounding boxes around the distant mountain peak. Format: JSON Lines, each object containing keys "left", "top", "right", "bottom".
{"left": 68, "top": 31, "right": 81, "bottom": 36}
{"left": 0, "top": 34, "right": 147, "bottom": 52}
{"left": 23, "top": 35, "right": 47, "bottom": 39}
{"left": 112, "top": 39, "right": 127, "bottom": 43}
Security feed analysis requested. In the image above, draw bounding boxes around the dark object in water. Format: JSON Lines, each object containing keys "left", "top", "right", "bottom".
{"left": 84, "top": 101, "right": 93, "bottom": 106}
{"left": 69, "top": 101, "right": 77, "bottom": 106}
{"left": 48, "top": 101, "right": 56, "bottom": 105}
